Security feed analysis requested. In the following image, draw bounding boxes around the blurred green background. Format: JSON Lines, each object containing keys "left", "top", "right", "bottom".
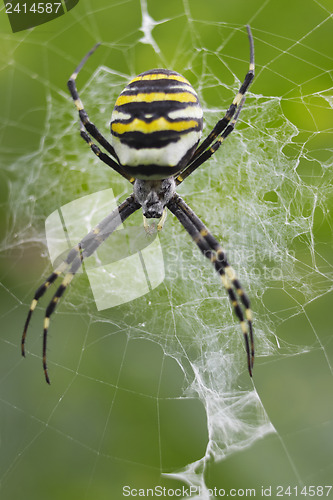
{"left": 1, "top": 0, "right": 333, "bottom": 499}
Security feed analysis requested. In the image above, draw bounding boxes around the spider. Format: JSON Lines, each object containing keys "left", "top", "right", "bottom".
{"left": 22, "top": 26, "right": 255, "bottom": 384}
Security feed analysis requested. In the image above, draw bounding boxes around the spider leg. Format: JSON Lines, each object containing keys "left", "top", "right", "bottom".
{"left": 79, "top": 126, "right": 134, "bottom": 183}
{"left": 21, "top": 249, "right": 80, "bottom": 358}
{"left": 22, "top": 194, "right": 140, "bottom": 383}
{"left": 176, "top": 25, "right": 254, "bottom": 185}
{"left": 176, "top": 98, "right": 245, "bottom": 185}
{"left": 168, "top": 194, "right": 254, "bottom": 376}
{"left": 67, "top": 44, "right": 123, "bottom": 171}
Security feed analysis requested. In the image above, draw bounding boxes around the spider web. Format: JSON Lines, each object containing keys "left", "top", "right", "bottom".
{"left": 1, "top": 0, "right": 333, "bottom": 498}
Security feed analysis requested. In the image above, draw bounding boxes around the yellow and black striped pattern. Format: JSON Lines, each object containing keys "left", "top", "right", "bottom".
{"left": 110, "top": 69, "right": 203, "bottom": 179}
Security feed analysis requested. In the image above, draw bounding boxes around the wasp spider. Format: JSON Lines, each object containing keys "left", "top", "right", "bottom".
{"left": 22, "top": 26, "right": 255, "bottom": 384}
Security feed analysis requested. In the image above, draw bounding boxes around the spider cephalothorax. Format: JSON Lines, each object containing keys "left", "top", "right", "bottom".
{"left": 22, "top": 27, "right": 255, "bottom": 383}
{"left": 133, "top": 177, "right": 176, "bottom": 218}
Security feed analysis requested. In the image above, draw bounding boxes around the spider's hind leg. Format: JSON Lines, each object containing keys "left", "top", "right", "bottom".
{"left": 67, "top": 43, "right": 118, "bottom": 159}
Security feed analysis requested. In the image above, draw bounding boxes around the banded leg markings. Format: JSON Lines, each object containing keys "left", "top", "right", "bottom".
{"left": 43, "top": 272, "right": 75, "bottom": 384}
{"left": 169, "top": 194, "right": 254, "bottom": 375}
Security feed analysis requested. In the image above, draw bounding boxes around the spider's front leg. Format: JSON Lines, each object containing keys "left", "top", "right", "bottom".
{"left": 168, "top": 194, "right": 254, "bottom": 376}
{"left": 21, "top": 195, "right": 140, "bottom": 383}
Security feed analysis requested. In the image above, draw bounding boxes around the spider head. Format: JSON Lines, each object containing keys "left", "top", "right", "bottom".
{"left": 133, "top": 177, "right": 176, "bottom": 219}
